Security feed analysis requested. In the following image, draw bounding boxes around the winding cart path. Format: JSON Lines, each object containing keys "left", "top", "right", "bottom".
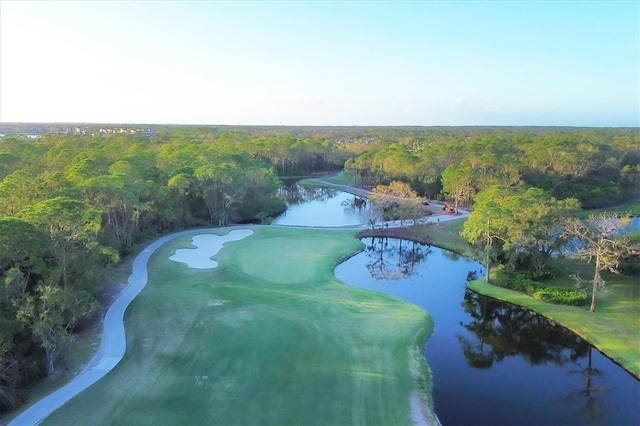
{"left": 9, "top": 230, "right": 199, "bottom": 426}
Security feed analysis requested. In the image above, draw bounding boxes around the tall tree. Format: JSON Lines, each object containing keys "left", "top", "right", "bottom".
{"left": 461, "top": 186, "right": 579, "bottom": 280}
{"left": 562, "top": 213, "right": 639, "bottom": 312}
{"left": 17, "top": 283, "right": 98, "bottom": 376}
{"left": 82, "top": 175, "right": 143, "bottom": 253}
{"left": 370, "top": 181, "right": 422, "bottom": 227}
{"left": 441, "top": 163, "right": 473, "bottom": 213}
{"left": 194, "top": 162, "right": 241, "bottom": 226}
{"left": 460, "top": 193, "right": 506, "bottom": 282}
{"left": 17, "top": 197, "right": 103, "bottom": 288}
{"left": 501, "top": 188, "right": 580, "bottom": 275}
{"left": 0, "top": 219, "right": 53, "bottom": 407}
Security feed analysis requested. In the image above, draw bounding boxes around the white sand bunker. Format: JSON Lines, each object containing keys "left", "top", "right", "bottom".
{"left": 169, "top": 229, "right": 253, "bottom": 269}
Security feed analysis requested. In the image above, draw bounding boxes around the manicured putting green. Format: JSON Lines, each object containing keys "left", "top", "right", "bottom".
{"left": 44, "top": 226, "right": 433, "bottom": 425}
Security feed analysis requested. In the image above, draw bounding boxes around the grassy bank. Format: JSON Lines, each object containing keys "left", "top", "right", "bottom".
{"left": 297, "top": 173, "right": 357, "bottom": 187}
{"left": 467, "top": 277, "right": 640, "bottom": 378}
{"left": 43, "top": 226, "right": 435, "bottom": 425}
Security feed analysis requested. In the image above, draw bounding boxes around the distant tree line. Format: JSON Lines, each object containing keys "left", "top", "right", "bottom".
{"left": 343, "top": 127, "right": 640, "bottom": 209}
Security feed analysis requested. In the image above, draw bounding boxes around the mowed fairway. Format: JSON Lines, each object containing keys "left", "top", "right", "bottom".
{"left": 44, "top": 226, "right": 433, "bottom": 425}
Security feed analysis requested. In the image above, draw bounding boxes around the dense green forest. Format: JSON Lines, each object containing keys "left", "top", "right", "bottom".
{"left": 0, "top": 125, "right": 638, "bottom": 412}
{"left": 343, "top": 127, "right": 640, "bottom": 209}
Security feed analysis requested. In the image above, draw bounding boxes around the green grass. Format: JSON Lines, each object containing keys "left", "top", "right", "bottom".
{"left": 575, "top": 201, "right": 640, "bottom": 218}
{"left": 423, "top": 219, "right": 470, "bottom": 255}
{"left": 298, "top": 173, "right": 358, "bottom": 188}
{"left": 43, "top": 227, "right": 434, "bottom": 425}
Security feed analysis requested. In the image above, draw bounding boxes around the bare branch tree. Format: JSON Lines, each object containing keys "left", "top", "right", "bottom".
{"left": 563, "top": 213, "right": 638, "bottom": 312}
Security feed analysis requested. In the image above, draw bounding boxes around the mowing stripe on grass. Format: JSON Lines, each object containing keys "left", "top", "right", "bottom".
{"left": 43, "top": 226, "right": 435, "bottom": 425}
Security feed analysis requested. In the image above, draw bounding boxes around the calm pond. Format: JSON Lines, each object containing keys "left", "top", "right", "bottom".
{"left": 275, "top": 185, "right": 640, "bottom": 425}
{"left": 272, "top": 184, "right": 375, "bottom": 227}
{"left": 335, "top": 238, "right": 639, "bottom": 425}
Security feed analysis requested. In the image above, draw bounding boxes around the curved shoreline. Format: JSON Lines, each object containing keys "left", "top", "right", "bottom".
{"left": 357, "top": 223, "right": 640, "bottom": 380}
{"left": 8, "top": 229, "right": 216, "bottom": 426}
{"left": 360, "top": 223, "right": 640, "bottom": 380}
{"left": 466, "top": 279, "right": 640, "bottom": 379}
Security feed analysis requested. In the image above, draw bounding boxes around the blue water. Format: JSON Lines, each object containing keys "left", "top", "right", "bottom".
{"left": 335, "top": 237, "right": 640, "bottom": 425}
{"left": 273, "top": 185, "right": 375, "bottom": 227}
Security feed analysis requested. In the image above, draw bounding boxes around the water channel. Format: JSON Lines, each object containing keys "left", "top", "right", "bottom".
{"left": 275, "top": 185, "right": 640, "bottom": 425}
{"left": 272, "top": 183, "right": 375, "bottom": 227}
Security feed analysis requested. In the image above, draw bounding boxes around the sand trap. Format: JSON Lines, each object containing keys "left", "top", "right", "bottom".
{"left": 170, "top": 229, "right": 254, "bottom": 269}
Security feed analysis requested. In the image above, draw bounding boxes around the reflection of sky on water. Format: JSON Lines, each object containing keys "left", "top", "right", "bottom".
{"left": 336, "top": 237, "right": 640, "bottom": 426}
{"left": 273, "top": 186, "right": 376, "bottom": 227}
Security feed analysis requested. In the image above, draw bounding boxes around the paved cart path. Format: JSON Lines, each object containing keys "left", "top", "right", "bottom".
{"left": 9, "top": 229, "right": 214, "bottom": 426}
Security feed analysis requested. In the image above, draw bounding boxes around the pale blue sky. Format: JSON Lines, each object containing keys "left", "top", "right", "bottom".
{"left": 1, "top": 0, "right": 638, "bottom": 126}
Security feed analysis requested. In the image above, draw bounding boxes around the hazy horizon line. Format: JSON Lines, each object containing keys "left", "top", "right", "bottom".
{"left": 2, "top": 121, "right": 638, "bottom": 129}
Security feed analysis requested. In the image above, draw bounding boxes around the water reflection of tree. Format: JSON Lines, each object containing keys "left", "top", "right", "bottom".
{"left": 458, "top": 290, "right": 589, "bottom": 368}
{"left": 278, "top": 184, "right": 339, "bottom": 204}
{"left": 459, "top": 290, "right": 619, "bottom": 423}
{"left": 560, "top": 345, "right": 608, "bottom": 424}
{"left": 441, "top": 249, "right": 462, "bottom": 262}
{"left": 341, "top": 195, "right": 367, "bottom": 211}
{"left": 364, "top": 237, "right": 432, "bottom": 280}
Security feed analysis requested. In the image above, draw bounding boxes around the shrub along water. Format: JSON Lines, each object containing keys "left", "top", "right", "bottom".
{"left": 492, "top": 266, "right": 588, "bottom": 306}
{"left": 531, "top": 287, "right": 587, "bottom": 306}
